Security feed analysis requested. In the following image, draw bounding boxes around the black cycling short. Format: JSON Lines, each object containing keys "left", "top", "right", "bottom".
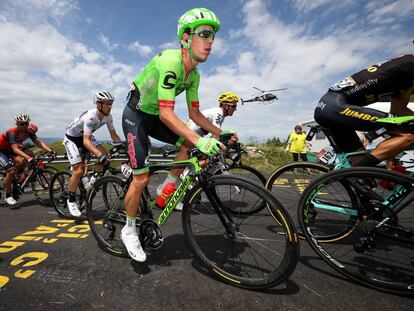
{"left": 314, "top": 91, "right": 388, "bottom": 152}
{"left": 122, "top": 104, "right": 180, "bottom": 174}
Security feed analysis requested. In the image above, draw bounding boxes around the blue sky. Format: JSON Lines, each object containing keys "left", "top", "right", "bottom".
{"left": 0, "top": 0, "right": 413, "bottom": 142}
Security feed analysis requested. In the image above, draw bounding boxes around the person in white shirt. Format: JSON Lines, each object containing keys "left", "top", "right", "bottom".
{"left": 63, "top": 91, "right": 122, "bottom": 217}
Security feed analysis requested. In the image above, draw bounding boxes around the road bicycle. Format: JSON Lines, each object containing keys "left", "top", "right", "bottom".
{"left": 49, "top": 142, "right": 127, "bottom": 218}
{"left": 296, "top": 115, "right": 414, "bottom": 294}
{"left": 0, "top": 153, "right": 56, "bottom": 206}
{"left": 297, "top": 166, "right": 414, "bottom": 295}
{"left": 86, "top": 142, "right": 299, "bottom": 290}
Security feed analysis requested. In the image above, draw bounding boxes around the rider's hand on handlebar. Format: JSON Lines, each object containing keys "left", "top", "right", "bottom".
{"left": 98, "top": 153, "right": 110, "bottom": 165}
{"left": 220, "top": 130, "right": 238, "bottom": 146}
{"left": 196, "top": 137, "right": 223, "bottom": 156}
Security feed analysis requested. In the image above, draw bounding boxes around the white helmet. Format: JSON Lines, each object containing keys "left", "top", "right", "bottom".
{"left": 15, "top": 114, "right": 31, "bottom": 123}
{"left": 94, "top": 91, "right": 114, "bottom": 104}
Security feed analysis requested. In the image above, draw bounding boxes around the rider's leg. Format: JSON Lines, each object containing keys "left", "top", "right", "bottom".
{"left": 121, "top": 172, "right": 148, "bottom": 262}
{"left": 371, "top": 132, "right": 414, "bottom": 161}
{"left": 159, "top": 140, "right": 192, "bottom": 192}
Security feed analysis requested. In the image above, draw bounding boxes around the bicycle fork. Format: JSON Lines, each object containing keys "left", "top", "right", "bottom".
{"left": 198, "top": 175, "right": 237, "bottom": 237}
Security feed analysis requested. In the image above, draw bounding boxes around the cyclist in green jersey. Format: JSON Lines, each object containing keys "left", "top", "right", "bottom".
{"left": 121, "top": 8, "right": 224, "bottom": 262}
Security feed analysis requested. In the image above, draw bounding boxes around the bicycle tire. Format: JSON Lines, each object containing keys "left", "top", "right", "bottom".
{"left": 225, "top": 164, "right": 266, "bottom": 185}
{"left": 182, "top": 174, "right": 299, "bottom": 289}
{"left": 49, "top": 170, "right": 86, "bottom": 218}
{"left": 298, "top": 167, "right": 414, "bottom": 295}
{"left": 265, "top": 162, "right": 330, "bottom": 235}
{"left": 87, "top": 175, "right": 140, "bottom": 257}
{"left": 31, "top": 168, "right": 55, "bottom": 205}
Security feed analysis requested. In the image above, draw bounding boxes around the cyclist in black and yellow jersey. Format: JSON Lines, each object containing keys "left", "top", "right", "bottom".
{"left": 314, "top": 54, "right": 414, "bottom": 167}
{"left": 121, "top": 8, "right": 227, "bottom": 262}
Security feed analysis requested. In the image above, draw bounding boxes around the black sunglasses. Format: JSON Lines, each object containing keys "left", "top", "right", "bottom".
{"left": 18, "top": 122, "right": 29, "bottom": 126}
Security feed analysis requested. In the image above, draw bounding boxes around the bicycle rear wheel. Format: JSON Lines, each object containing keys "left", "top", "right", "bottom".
{"left": 266, "top": 162, "right": 330, "bottom": 234}
{"left": 49, "top": 171, "right": 85, "bottom": 218}
{"left": 182, "top": 175, "right": 299, "bottom": 289}
{"left": 32, "top": 168, "right": 55, "bottom": 205}
{"left": 298, "top": 167, "right": 414, "bottom": 295}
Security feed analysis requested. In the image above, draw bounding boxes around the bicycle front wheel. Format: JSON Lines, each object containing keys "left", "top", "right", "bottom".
{"left": 32, "top": 168, "right": 55, "bottom": 205}
{"left": 298, "top": 167, "right": 414, "bottom": 295}
{"left": 266, "top": 162, "right": 330, "bottom": 234}
{"left": 182, "top": 175, "right": 299, "bottom": 289}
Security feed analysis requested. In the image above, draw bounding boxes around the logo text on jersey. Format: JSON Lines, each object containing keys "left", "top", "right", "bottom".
{"left": 125, "top": 119, "right": 135, "bottom": 127}
{"left": 339, "top": 108, "right": 378, "bottom": 121}
{"left": 162, "top": 71, "right": 177, "bottom": 89}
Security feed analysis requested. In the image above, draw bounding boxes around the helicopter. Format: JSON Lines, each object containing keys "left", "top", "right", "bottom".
{"left": 241, "top": 87, "right": 288, "bottom": 104}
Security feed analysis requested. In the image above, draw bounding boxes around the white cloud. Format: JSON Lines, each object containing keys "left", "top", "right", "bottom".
{"left": 159, "top": 40, "right": 179, "bottom": 50}
{"left": 0, "top": 13, "right": 134, "bottom": 138}
{"left": 365, "top": 0, "right": 414, "bottom": 24}
{"left": 293, "top": 0, "right": 330, "bottom": 12}
{"left": 98, "top": 34, "right": 119, "bottom": 51}
{"left": 129, "top": 41, "right": 154, "bottom": 57}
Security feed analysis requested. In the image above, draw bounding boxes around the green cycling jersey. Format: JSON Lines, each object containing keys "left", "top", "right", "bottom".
{"left": 133, "top": 49, "right": 200, "bottom": 115}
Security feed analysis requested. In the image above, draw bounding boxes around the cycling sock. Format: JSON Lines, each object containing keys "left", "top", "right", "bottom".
{"left": 354, "top": 154, "right": 381, "bottom": 167}
{"left": 123, "top": 216, "right": 137, "bottom": 235}
{"left": 69, "top": 192, "right": 76, "bottom": 203}
{"left": 5, "top": 192, "right": 11, "bottom": 198}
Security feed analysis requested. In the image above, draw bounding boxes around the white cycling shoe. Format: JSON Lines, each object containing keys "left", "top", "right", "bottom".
{"left": 5, "top": 197, "right": 18, "bottom": 208}
{"left": 67, "top": 200, "right": 81, "bottom": 217}
{"left": 121, "top": 228, "right": 147, "bottom": 262}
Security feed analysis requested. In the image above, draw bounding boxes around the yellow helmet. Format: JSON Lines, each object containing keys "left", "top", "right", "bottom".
{"left": 218, "top": 91, "right": 239, "bottom": 105}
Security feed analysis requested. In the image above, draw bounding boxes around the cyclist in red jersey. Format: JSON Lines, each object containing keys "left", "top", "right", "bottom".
{"left": 0, "top": 114, "right": 54, "bottom": 207}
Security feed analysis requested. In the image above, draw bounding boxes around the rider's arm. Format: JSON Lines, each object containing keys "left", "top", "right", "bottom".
{"left": 188, "top": 107, "right": 221, "bottom": 138}
{"left": 33, "top": 138, "right": 53, "bottom": 153}
{"left": 159, "top": 108, "right": 200, "bottom": 145}
{"left": 10, "top": 143, "right": 31, "bottom": 160}
{"left": 106, "top": 117, "right": 122, "bottom": 143}
{"left": 83, "top": 135, "right": 103, "bottom": 158}
{"left": 184, "top": 71, "right": 221, "bottom": 138}
{"left": 390, "top": 86, "right": 414, "bottom": 116}
{"left": 109, "top": 130, "right": 122, "bottom": 144}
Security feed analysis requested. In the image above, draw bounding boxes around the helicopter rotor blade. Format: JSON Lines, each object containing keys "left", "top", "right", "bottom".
{"left": 267, "top": 88, "right": 288, "bottom": 92}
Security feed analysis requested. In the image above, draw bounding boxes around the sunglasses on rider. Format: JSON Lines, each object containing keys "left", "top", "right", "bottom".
{"left": 191, "top": 28, "right": 215, "bottom": 41}
{"left": 18, "top": 122, "right": 29, "bottom": 126}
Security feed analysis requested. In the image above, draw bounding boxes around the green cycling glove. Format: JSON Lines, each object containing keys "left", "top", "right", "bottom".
{"left": 196, "top": 137, "right": 222, "bottom": 156}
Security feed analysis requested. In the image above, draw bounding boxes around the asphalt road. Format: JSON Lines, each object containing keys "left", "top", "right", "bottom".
{"left": 0, "top": 193, "right": 412, "bottom": 311}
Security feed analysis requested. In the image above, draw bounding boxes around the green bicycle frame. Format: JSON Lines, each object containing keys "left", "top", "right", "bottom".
{"left": 152, "top": 156, "right": 203, "bottom": 227}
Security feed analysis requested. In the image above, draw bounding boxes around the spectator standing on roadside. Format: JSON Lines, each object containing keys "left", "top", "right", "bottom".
{"left": 285, "top": 124, "right": 310, "bottom": 161}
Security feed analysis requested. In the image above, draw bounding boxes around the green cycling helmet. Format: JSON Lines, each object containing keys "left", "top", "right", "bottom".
{"left": 177, "top": 8, "right": 220, "bottom": 49}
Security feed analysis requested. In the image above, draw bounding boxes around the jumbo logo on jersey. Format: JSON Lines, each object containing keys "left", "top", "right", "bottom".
{"left": 162, "top": 71, "right": 177, "bottom": 89}
{"left": 339, "top": 107, "right": 378, "bottom": 121}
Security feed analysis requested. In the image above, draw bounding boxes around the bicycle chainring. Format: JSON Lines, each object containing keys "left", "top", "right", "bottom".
{"left": 139, "top": 219, "right": 163, "bottom": 250}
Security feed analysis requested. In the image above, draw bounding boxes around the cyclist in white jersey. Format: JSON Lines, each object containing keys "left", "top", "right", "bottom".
{"left": 63, "top": 91, "right": 122, "bottom": 217}
{"left": 157, "top": 91, "right": 240, "bottom": 210}
{"left": 186, "top": 91, "right": 239, "bottom": 136}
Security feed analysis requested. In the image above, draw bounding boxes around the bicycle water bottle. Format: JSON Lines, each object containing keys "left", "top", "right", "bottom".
{"left": 89, "top": 173, "right": 98, "bottom": 188}
{"left": 156, "top": 182, "right": 175, "bottom": 209}
{"left": 81, "top": 176, "right": 90, "bottom": 190}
